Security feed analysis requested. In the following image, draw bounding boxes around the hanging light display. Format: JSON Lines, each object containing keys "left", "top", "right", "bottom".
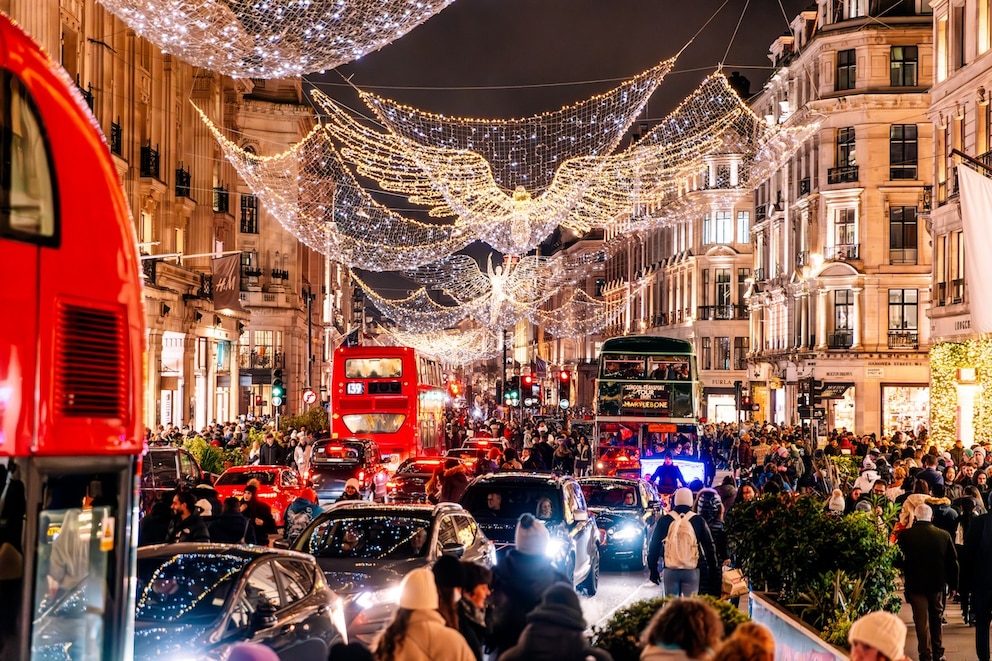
{"left": 386, "top": 327, "right": 502, "bottom": 365}
{"left": 96, "top": 0, "right": 456, "bottom": 79}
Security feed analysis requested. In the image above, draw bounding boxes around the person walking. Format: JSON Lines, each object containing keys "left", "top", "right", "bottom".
{"left": 647, "top": 487, "right": 720, "bottom": 598}
{"left": 499, "top": 582, "right": 613, "bottom": 661}
{"left": 166, "top": 491, "right": 210, "bottom": 543}
{"left": 847, "top": 611, "right": 909, "bottom": 661}
{"left": 964, "top": 503, "right": 992, "bottom": 661}
{"left": 258, "top": 433, "right": 283, "bottom": 465}
{"left": 896, "top": 503, "right": 958, "bottom": 661}
{"left": 575, "top": 436, "right": 592, "bottom": 477}
{"left": 208, "top": 496, "right": 255, "bottom": 544}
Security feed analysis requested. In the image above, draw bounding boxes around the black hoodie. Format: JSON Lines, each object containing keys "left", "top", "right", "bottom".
{"left": 499, "top": 583, "right": 613, "bottom": 661}
{"left": 489, "top": 549, "right": 569, "bottom": 655}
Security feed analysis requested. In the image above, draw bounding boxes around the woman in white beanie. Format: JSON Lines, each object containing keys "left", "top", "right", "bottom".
{"left": 826, "top": 489, "right": 846, "bottom": 515}
{"left": 847, "top": 610, "right": 909, "bottom": 661}
{"left": 373, "top": 567, "right": 475, "bottom": 661}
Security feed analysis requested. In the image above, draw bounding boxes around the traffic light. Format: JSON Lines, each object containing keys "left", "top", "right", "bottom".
{"left": 558, "top": 370, "right": 570, "bottom": 403}
{"left": 271, "top": 367, "right": 285, "bottom": 404}
{"left": 734, "top": 380, "right": 742, "bottom": 410}
{"left": 797, "top": 394, "right": 809, "bottom": 407}
{"left": 523, "top": 374, "right": 533, "bottom": 387}
{"left": 741, "top": 395, "right": 752, "bottom": 409}
{"left": 505, "top": 376, "right": 520, "bottom": 405}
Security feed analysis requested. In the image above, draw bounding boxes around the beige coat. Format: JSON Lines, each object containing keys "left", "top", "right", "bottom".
{"left": 381, "top": 609, "right": 475, "bottom": 661}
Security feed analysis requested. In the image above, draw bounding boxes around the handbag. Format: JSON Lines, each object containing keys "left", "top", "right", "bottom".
{"left": 721, "top": 567, "right": 749, "bottom": 598}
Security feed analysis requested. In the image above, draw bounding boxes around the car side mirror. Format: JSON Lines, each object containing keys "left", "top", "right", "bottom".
{"left": 573, "top": 510, "right": 589, "bottom": 522}
{"left": 440, "top": 542, "right": 466, "bottom": 558}
{"left": 251, "top": 603, "right": 278, "bottom": 632}
{"left": 272, "top": 538, "right": 291, "bottom": 550}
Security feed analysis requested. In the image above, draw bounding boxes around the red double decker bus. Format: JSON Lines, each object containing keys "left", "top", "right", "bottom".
{"left": 330, "top": 345, "right": 446, "bottom": 464}
{"left": 0, "top": 16, "right": 145, "bottom": 661}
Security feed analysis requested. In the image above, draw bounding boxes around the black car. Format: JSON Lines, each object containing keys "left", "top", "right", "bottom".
{"left": 308, "top": 437, "right": 390, "bottom": 502}
{"left": 33, "top": 544, "right": 346, "bottom": 661}
{"left": 139, "top": 447, "right": 207, "bottom": 512}
{"left": 459, "top": 472, "right": 600, "bottom": 595}
{"left": 578, "top": 476, "right": 661, "bottom": 570}
{"left": 386, "top": 457, "right": 465, "bottom": 503}
{"left": 291, "top": 502, "right": 494, "bottom": 645}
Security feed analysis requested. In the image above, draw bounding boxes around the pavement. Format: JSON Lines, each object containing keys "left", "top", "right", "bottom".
{"left": 900, "top": 592, "right": 977, "bottom": 661}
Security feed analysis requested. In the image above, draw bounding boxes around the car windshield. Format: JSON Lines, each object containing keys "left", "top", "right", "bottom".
{"left": 581, "top": 483, "right": 641, "bottom": 509}
{"left": 312, "top": 442, "right": 363, "bottom": 465}
{"left": 215, "top": 470, "right": 277, "bottom": 486}
{"left": 462, "top": 485, "right": 562, "bottom": 522}
{"left": 302, "top": 514, "right": 432, "bottom": 560}
{"left": 397, "top": 459, "right": 445, "bottom": 474}
{"left": 135, "top": 553, "right": 248, "bottom": 624}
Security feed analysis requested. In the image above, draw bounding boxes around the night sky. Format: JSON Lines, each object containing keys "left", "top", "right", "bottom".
{"left": 309, "top": 0, "right": 815, "bottom": 296}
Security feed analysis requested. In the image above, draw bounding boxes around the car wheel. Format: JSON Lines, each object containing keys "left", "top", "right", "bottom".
{"left": 579, "top": 545, "right": 599, "bottom": 596}
{"left": 629, "top": 534, "right": 648, "bottom": 571}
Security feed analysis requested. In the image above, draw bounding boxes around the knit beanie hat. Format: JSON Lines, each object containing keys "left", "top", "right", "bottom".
{"left": 827, "top": 489, "right": 846, "bottom": 514}
{"left": 398, "top": 567, "right": 439, "bottom": 610}
{"left": 848, "top": 611, "right": 906, "bottom": 661}
{"left": 515, "top": 513, "right": 550, "bottom": 555}
{"left": 432, "top": 553, "right": 466, "bottom": 589}
{"left": 345, "top": 478, "right": 360, "bottom": 491}
{"left": 674, "top": 487, "right": 694, "bottom": 508}
{"left": 227, "top": 643, "right": 280, "bottom": 661}
{"left": 527, "top": 582, "right": 586, "bottom": 631}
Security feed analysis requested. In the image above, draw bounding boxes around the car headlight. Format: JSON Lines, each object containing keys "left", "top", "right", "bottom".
{"left": 544, "top": 538, "right": 565, "bottom": 558}
{"left": 355, "top": 585, "right": 402, "bottom": 610}
{"left": 609, "top": 525, "right": 640, "bottom": 541}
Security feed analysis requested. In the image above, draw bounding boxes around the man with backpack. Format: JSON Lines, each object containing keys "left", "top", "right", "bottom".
{"left": 646, "top": 487, "right": 720, "bottom": 597}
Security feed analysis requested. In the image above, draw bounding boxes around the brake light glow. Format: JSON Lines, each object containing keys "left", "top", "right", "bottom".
{"left": 358, "top": 470, "right": 366, "bottom": 482}
{"left": 386, "top": 481, "right": 398, "bottom": 489}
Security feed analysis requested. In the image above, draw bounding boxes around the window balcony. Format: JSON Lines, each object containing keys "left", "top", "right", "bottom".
{"left": 753, "top": 267, "right": 765, "bottom": 281}
{"left": 697, "top": 305, "right": 748, "bottom": 320}
{"left": 110, "top": 119, "right": 123, "bottom": 156}
{"left": 798, "top": 177, "right": 811, "bottom": 197}
{"left": 827, "top": 332, "right": 853, "bottom": 349}
{"left": 796, "top": 250, "right": 809, "bottom": 267}
{"left": 755, "top": 205, "right": 767, "bottom": 222}
{"left": 213, "top": 186, "right": 230, "bottom": 214}
{"left": 238, "top": 350, "right": 285, "bottom": 370}
{"left": 826, "top": 243, "right": 859, "bottom": 260}
{"left": 76, "top": 77, "right": 94, "bottom": 111}
{"left": 827, "top": 165, "right": 859, "bottom": 184}
{"left": 140, "top": 143, "right": 160, "bottom": 179}
{"left": 935, "top": 282, "right": 947, "bottom": 307}
{"left": 175, "top": 166, "right": 192, "bottom": 199}
{"left": 888, "top": 331, "right": 919, "bottom": 349}
{"left": 952, "top": 278, "right": 965, "bottom": 304}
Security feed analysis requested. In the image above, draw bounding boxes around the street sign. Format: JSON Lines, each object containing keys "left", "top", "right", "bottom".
{"left": 559, "top": 398, "right": 570, "bottom": 410}
{"left": 272, "top": 395, "right": 284, "bottom": 407}
{"left": 302, "top": 388, "right": 317, "bottom": 405}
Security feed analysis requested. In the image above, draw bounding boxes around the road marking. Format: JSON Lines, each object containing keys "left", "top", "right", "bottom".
{"left": 589, "top": 581, "right": 654, "bottom": 631}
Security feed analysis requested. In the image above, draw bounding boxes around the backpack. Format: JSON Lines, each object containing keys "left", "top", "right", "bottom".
{"left": 284, "top": 507, "right": 313, "bottom": 545}
{"left": 663, "top": 511, "right": 699, "bottom": 570}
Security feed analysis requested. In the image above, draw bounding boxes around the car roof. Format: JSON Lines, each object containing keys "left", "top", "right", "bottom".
{"left": 315, "top": 502, "right": 467, "bottom": 519}
{"left": 137, "top": 542, "right": 315, "bottom": 563}
{"left": 578, "top": 476, "right": 643, "bottom": 485}
{"left": 467, "top": 472, "right": 571, "bottom": 487}
{"left": 221, "top": 465, "right": 287, "bottom": 473}
{"left": 314, "top": 437, "right": 372, "bottom": 446}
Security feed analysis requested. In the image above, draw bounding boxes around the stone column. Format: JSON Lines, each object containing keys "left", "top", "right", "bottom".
{"left": 816, "top": 290, "right": 828, "bottom": 350}
{"left": 183, "top": 333, "right": 197, "bottom": 429}
{"left": 799, "top": 294, "right": 809, "bottom": 349}
{"left": 146, "top": 329, "right": 163, "bottom": 430}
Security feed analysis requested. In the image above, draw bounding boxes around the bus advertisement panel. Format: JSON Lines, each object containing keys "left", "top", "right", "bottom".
{"left": 594, "top": 336, "right": 702, "bottom": 480}
{"left": 330, "top": 345, "right": 446, "bottom": 464}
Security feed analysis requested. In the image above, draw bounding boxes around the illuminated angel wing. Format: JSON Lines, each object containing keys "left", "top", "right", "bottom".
{"left": 403, "top": 254, "right": 492, "bottom": 305}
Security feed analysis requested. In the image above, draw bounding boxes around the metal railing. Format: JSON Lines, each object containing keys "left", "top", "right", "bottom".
{"left": 826, "top": 243, "right": 859, "bottom": 260}
{"left": 797, "top": 250, "right": 809, "bottom": 267}
{"left": 889, "top": 248, "right": 917, "bottom": 265}
{"left": 890, "top": 165, "right": 917, "bottom": 180}
{"left": 76, "top": 77, "right": 94, "bottom": 110}
{"left": 753, "top": 268, "right": 765, "bottom": 281}
{"left": 827, "top": 332, "right": 853, "bottom": 349}
{"left": 798, "top": 177, "right": 811, "bottom": 196}
{"left": 755, "top": 205, "right": 767, "bottom": 222}
{"left": 888, "top": 331, "right": 919, "bottom": 349}
{"left": 827, "top": 165, "right": 859, "bottom": 184}
{"left": 238, "top": 350, "right": 285, "bottom": 370}
{"left": 935, "top": 282, "right": 947, "bottom": 307}
{"left": 175, "top": 166, "right": 192, "bottom": 198}
{"left": 696, "top": 305, "right": 748, "bottom": 320}
{"left": 140, "top": 143, "right": 160, "bottom": 179}
{"left": 110, "top": 119, "right": 122, "bottom": 156}
{"left": 952, "top": 278, "right": 965, "bottom": 304}
{"left": 213, "top": 186, "right": 230, "bottom": 214}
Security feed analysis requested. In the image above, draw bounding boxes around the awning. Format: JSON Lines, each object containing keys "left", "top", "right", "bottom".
{"left": 818, "top": 382, "right": 854, "bottom": 399}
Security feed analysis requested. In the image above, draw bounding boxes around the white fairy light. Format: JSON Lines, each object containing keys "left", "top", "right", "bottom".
{"left": 96, "top": 0, "right": 456, "bottom": 79}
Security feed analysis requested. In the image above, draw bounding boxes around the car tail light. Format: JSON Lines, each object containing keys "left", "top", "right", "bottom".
{"left": 386, "top": 481, "right": 398, "bottom": 490}
{"left": 358, "top": 470, "right": 366, "bottom": 482}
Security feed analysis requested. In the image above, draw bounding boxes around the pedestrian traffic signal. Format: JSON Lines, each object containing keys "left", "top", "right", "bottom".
{"left": 797, "top": 394, "right": 809, "bottom": 408}
{"left": 271, "top": 367, "right": 285, "bottom": 400}
{"left": 559, "top": 370, "right": 570, "bottom": 383}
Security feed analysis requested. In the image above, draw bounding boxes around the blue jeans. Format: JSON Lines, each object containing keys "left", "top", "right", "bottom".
{"left": 663, "top": 567, "right": 700, "bottom": 597}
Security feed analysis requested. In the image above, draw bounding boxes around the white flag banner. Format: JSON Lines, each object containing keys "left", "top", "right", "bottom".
{"left": 956, "top": 164, "right": 992, "bottom": 334}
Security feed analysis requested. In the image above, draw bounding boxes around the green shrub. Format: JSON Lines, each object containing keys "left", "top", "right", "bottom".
{"left": 726, "top": 494, "right": 899, "bottom": 641}
{"left": 591, "top": 594, "right": 748, "bottom": 661}
{"left": 181, "top": 436, "right": 226, "bottom": 476}
{"left": 279, "top": 405, "right": 329, "bottom": 434}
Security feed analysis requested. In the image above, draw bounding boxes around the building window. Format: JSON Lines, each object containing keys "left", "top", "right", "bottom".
{"left": 716, "top": 337, "right": 731, "bottom": 370}
{"left": 701, "top": 269, "right": 710, "bottom": 306}
{"left": 890, "top": 125, "right": 918, "bottom": 180}
{"left": 889, "top": 206, "right": 918, "bottom": 265}
{"left": 733, "top": 337, "right": 749, "bottom": 370}
{"left": 888, "top": 289, "right": 918, "bottom": 332}
{"left": 837, "top": 49, "right": 856, "bottom": 91}
{"left": 834, "top": 290, "right": 853, "bottom": 331}
{"left": 701, "top": 337, "right": 712, "bottom": 370}
{"left": 715, "top": 268, "right": 731, "bottom": 306}
{"left": 713, "top": 211, "right": 732, "bottom": 244}
{"left": 737, "top": 268, "right": 749, "bottom": 304}
{"left": 890, "top": 46, "right": 918, "bottom": 86}
{"left": 240, "top": 194, "right": 259, "bottom": 234}
{"left": 835, "top": 207, "right": 857, "bottom": 249}
{"left": 703, "top": 213, "right": 713, "bottom": 245}
{"left": 837, "top": 127, "right": 856, "bottom": 167}
{"left": 736, "top": 210, "right": 750, "bottom": 243}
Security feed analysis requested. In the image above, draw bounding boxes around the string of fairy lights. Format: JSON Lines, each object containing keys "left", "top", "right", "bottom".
{"left": 95, "top": 0, "right": 456, "bottom": 79}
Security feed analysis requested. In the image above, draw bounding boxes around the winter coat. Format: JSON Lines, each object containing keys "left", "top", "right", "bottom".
{"left": 897, "top": 520, "right": 959, "bottom": 594}
{"left": 499, "top": 619, "right": 612, "bottom": 661}
{"left": 639, "top": 647, "right": 696, "bottom": 661}
{"left": 258, "top": 442, "right": 284, "bottom": 466}
{"left": 440, "top": 464, "right": 470, "bottom": 503}
{"left": 208, "top": 512, "right": 255, "bottom": 544}
{"left": 489, "top": 550, "right": 570, "bottom": 655}
{"left": 167, "top": 512, "right": 211, "bottom": 543}
{"left": 458, "top": 599, "right": 488, "bottom": 661}
{"left": 646, "top": 505, "right": 720, "bottom": 596}
{"left": 378, "top": 609, "right": 475, "bottom": 661}
{"left": 926, "top": 496, "right": 960, "bottom": 539}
